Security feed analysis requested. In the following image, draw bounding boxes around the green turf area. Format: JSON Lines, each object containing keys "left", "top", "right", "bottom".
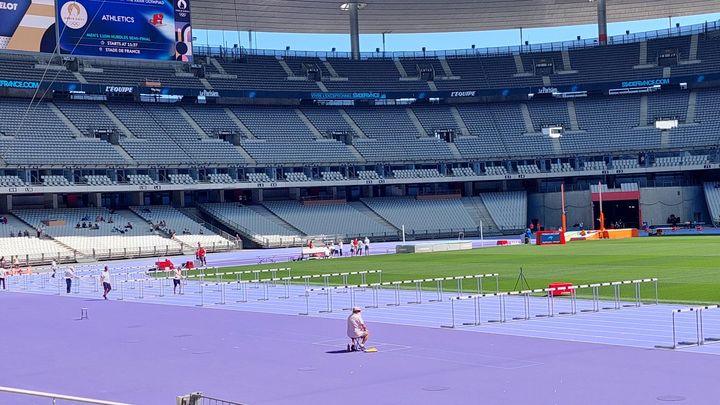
{"left": 191, "top": 236, "right": 720, "bottom": 304}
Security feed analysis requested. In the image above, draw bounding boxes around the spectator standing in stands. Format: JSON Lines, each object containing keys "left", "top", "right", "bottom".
{"left": 64, "top": 266, "right": 76, "bottom": 294}
{"left": 173, "top": 267, "right": 183, "bottom": 294}
{"left": 101, "top": 266, "right": 112, "bottom": 300}
{"left": 11, "top": 256, "right": 19, "bottom": 270}
{"left": 364, "top": 237, "right": 370, "bottom": 256}
{"left": 0, "top": 266, "right": 5, "bottom": 290}
{"left": 51, "top": 259, "right": 57, "bottom": 278}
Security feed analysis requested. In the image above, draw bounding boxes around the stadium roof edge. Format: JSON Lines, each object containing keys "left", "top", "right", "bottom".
{"left": 191, "top": 0, "right": 719, "bottom": 34}
{"left": 192, "top": 20, "right": 719, "bottom": 60}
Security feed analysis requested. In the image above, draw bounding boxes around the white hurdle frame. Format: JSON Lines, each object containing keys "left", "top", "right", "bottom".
{"left": 659, "top": 305, "right": 720, "bottom": 349}
{"left": 442, "top": 278, "right": 658, "bottom": 329}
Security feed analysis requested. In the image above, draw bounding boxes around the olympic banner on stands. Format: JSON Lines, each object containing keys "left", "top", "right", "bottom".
{"left": 0, "top": 0, "right": 57, "bottom": 52}
{"left": 56, "top": 0, "right": 192, "bottom": 61}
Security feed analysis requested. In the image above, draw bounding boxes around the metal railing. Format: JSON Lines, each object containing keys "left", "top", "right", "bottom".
{"left": 4, "top": 251, "right": 77, "bottom": 267}
{"left": 253, "top": 227, "right": 495, "bottom": 249}
{"left": 0, "top": 386, "right": 133, "bottom": 405}
{"left": 194, "top": 20, "right": 720, "bottom": 61}
{"left": 177, "top": 392, "right": 246, "bottom": 405}
{"left": 89, "top": 241, "right": 236, "bottom": 260}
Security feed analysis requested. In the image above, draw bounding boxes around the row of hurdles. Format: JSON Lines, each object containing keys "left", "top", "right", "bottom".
{"left": 7, "top": 265, "right": 670, "bottom": 339}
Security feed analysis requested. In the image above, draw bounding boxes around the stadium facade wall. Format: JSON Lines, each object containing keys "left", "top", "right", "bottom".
{"left": 528, "top": 190, "right": 593, "bottom": 231}
{"left": 530, "top": 186, "right": 709, "bottom": 230}
{"left": 639, "top": 186, "right": 708, "bottom": 226}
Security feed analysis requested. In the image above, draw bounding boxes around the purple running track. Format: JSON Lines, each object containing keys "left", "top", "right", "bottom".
{"left": 2, "top": 292, "right": 718, "bottom": 405}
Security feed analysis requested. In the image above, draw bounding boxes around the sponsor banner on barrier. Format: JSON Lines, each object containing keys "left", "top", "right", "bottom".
{"left": 310, "top": 92, "right": 387, "bottom": 100}
{"left": 19, "top": 71, "right": 718, "bottom": 101}
{"left": 621, "top": 78, "right": 670, "bottom": 88}
{"left": 105, "top": 85, "right": 134, "bottom": 93}
{"left": 56, "top": 0, "right": 192, "bottom": 62}
{"left": 536, "top": 230, "right": 566, "bottom": 245}
{"left": 0, "top": 0, "right": 56, "bottom": 52}
{"left": 0, "top": 79, "right": 40, "bottom": 89}
{"left": 450, "top": 91, "right": 477, "bottom": 97}
{"left": 536, "top": 87, "right": 559, "bottom": 94}
{"left": 198, "top": 89, "right": 219, "bottom": 98}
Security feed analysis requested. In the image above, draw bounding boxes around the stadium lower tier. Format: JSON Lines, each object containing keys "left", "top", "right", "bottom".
{"left": 0, "top": 182, "right": 716, "bottom": 264}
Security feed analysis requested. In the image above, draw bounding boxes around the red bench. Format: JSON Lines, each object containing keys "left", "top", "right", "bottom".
{"left": 548, "top": 282, "right": 574, "bottom": 296}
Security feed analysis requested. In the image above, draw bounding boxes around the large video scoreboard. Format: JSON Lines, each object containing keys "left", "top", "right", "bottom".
{"left": 0, "top": 0, "right": 192, "bottom": 61}
{"left": 57, "top": 0, "right": 192, "bottom": 61}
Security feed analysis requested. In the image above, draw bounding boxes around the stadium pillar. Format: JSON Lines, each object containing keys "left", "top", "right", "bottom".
{"left": 90, "top": 193, "right": 102, "bottom": 208}
{"left": 44, "top": 194, "right": 58, "bottom": 209}
{"left": 463, "top": 182, "right": 472, "bottom": 197}
{"left": 130, "top": 192, "right": 144, "bottom": 206}
{"left": 172, "top": 191, "right": 185, "bottom": 207}
{"left": 348, "top": 2, "right": 361, "bottom": 60}
{"left": 210, "top": 190, "right": 225, "bottom": 203}
{"left": 251, "top": 189, "right": 264, "bottom": 203}
{"left": 597, "top": 0, "right": 608, "bottom": 45}
{"left": 0, "top": 195, "right": 11, "bottom": 213}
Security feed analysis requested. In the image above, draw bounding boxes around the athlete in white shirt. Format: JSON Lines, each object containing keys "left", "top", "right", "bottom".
{"left": 173, "top": 268, "right": 182, "bottom": 294}
{"left": 364, "top": 237, "right": 370, "bottom": 256}
{"left": 51, "top": 259, "right": 57, "bottom": 278}
{"left": 347, "top": 307, "right": 369, "bottom": 351}
{"left": 100, "top": 266, "right": 112, "bottom": 300}
{"left": 64, "top": 267, "right": 76, "bottom": 294}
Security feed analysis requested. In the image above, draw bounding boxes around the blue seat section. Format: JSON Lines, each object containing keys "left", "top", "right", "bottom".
{"left": 0, "top": 54, "right": 77, "bottom": 83}
{"left": 209, "top": 56, "right": 318, "bottom": 90}
{"left": 82, "top": 60, "right": 203, "bottom": 88}
{"left": 0, "top": 99, "right": 127, "bottom": 165}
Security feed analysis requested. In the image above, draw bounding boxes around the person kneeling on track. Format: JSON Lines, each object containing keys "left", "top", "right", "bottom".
{"left": 347, "top": 307, "right": 369, "bottom": 351}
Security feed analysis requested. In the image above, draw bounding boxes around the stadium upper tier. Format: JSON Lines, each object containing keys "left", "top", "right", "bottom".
{"left": 0, "top": 28, "right": 717, "bottom": 172}
{"left": 1, "top": 28, "right": 719, "bottom": 92}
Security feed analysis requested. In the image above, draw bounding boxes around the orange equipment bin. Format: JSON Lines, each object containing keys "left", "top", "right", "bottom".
{"left": 548, "top": 282, "right": 573, "bottom": 296}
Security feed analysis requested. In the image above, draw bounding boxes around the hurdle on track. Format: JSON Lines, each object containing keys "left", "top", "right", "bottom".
{"left": 657, "top": 305, "right": 720, "bottom": 349}
{"left": 299, "top": 273, "right": 499, "bottom": 315}
{"left": 186, "top": 270, "right": 382, "bottom": 307}
{"left": 441, "top": 278, "right": 658, "bottom": 329}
